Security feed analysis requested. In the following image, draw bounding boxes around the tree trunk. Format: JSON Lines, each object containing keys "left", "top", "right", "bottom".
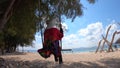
{"left": 0, "top": 0, "right": 16, "bottom": 31}
{"left": 108, "top": 31, "right": 117, "bottom": 52}
{"left": 0, "top": 47, "right": 5, "bottom": 55}
{"left": 102, "top": 35, "right": 114, "bottom": 52}
{"left": 13, "top": 45, "right": 17, "bottom": 52}
{"left": 100, "top": 25, "right": 111, "bottom": 52}
{"left": 102, "top": 31, "right": 120, "bottom": 52}
{"left": 95, "top": 40, "right": 102, "bottom": 53}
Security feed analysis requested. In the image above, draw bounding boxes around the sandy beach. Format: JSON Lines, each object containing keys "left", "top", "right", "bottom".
{"left": 1, "top": 50, "right": 120, "bottom": 68}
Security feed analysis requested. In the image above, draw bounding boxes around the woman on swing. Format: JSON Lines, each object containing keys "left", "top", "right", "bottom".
{"left": 38, "top": 17, "right": 64, "bottom": 64}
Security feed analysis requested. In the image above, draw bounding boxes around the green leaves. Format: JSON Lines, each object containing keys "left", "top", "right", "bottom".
{"left": 87, "top": 0, "right": 96, "bottom": 4}
{"left": 38, "top": 0, "right": 83, "bottom": 22}
{"left": 37, "top": 0, "right": 96, "bottom": 22}
{"left": 0, "top": 0, "right": 96, "bottom": 53}
{"left": 0, "top": 0, "right": 38, "bottom": 52}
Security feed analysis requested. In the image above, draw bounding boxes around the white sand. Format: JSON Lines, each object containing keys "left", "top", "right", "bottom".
{"left": 1, "top": 51, "right": 120, "bottom": 68}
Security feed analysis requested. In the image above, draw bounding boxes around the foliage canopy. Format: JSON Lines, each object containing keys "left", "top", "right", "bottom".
{"left": 0, "top": 0, "right": 96, "bottom": 54}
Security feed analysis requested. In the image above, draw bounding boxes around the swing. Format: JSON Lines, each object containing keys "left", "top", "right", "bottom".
{"left": 37, "top": 17, "right": 63, "bottom": 58}
{"left": 37, "top": 0, "right": 72, "bottom": 58}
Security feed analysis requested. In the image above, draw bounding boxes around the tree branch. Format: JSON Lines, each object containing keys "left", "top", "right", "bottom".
{"left": 0, "top": 0, "right": 16, "bottom": 31}
{"left": 100, "top": 25, "right": 112, "bottom": 52}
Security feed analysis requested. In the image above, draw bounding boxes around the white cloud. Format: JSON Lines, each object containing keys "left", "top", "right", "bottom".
{"left": 78, "top": 22, "right": 103, "bottom": 43}
{"left": 62, "top": 22, "right": 104, "bottom": 49}
{"left": 35, "top": 34, "right": 41, "bottom": 40}
{"left": 104, "top": 23, "right": 120, "bottom": 43}
{"left": 105, "top": 23, "right": 118, "bottom": 35}
{"left": 19, "top": 40, "right": 42, "bottom": 50}
{"left": 62, "top": 21, "right": 120, "bottom": 49}
{"left": 22, "top": 21, "right": 120, "bottom": 50}
{"left": 78, "top": 22, "right": 103, "bottom": 37}
{"left": 62, "top": 34, "right": 82, "bottom": 49}
{"left": 62, "top": 23, "right": 68, "bottom": 32}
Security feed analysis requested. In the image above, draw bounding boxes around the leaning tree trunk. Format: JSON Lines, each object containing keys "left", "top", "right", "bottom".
{"left": 108, "top": 31, "right": 120, "bottom": 52}
{"left": 107, "top": 31, "right": 117, "bottom": 52}
{"left": 100, "top": 25, "right": 112, "bottom": 52}
{"left": 0, "top": 0, "right": 16, "bottom": 31}
{"left": 0, "top": 47, "right": 5, "bottom": 55}
{"left": 102, "top": 34, "right": 114, "bottom": 52}
{"left": 102, "top": 31, "right": 120, "bottom": 52}
{"left": 95, "top": 40, "right": 102, "bottom": 53}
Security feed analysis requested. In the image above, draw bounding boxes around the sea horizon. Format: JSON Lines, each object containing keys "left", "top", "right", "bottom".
{"left": 18, "top": 45, "right": 120, "bottom": 53}
{"left": 19, "top": 47, "right": 97, "bottom": 53}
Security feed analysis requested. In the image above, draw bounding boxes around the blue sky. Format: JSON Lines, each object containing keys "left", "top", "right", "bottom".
{"left": 21, "top": 0, "right": 120, "bottom": 50}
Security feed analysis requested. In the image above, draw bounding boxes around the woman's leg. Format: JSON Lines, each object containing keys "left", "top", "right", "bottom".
{"left": 53, "top": 54, "right": 58, "bottom": 62}
{"left": 52, "top": 40, "right": 63, "bottom": 64}
{"left": 58, "top": 46, "right": 63, "bottom": 64}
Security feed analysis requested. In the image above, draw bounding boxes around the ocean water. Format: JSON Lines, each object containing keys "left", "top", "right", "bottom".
{"left": 19, "top": 44, "right": 120, "bottom": 53}
{"left": 19, "top": 47, "right": 97, "bottom": 53}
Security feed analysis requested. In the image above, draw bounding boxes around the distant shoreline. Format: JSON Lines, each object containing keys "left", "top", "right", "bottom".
{"left": 18, "top": 48, "right": 96, "bottom": 53}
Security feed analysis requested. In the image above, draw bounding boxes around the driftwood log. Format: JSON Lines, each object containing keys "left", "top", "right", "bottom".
{"left": 96, "top": 24, "right": 120, "bottom": 53}
{"left": 95, "top": 25, "right": 112, "bottom": 53}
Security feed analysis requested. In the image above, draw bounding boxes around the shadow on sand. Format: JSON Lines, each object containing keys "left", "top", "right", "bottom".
{"left": 0, "top": 52, "right": 27, "bottom": 56}
{"left": 1, "top": 57, "right": 120, "bottom": 68}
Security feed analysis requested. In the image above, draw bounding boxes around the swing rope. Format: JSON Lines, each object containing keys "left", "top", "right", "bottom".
{"left": 38, "top": 0, "right": 44, "bottom": 46}
{"left": 38, "top": 0, "right": 62, "bottom": 48}
{"left": 55, "top": 0, "right": 63, "bottom": 49}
